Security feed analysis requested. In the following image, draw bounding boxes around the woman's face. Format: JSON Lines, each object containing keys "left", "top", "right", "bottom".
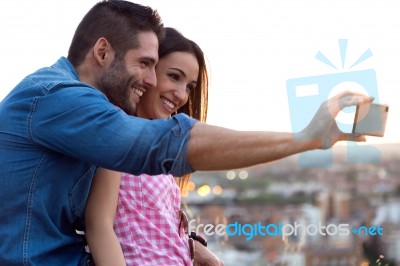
{"left": 136, "top": 51, "right": 199, "bottom": 119}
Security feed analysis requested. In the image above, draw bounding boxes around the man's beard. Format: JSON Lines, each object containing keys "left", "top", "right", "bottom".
{"left": 98, "top": 57, "right": 140, "bottom": 116}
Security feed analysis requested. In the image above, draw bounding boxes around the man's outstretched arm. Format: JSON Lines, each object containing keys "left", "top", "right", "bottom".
{"left": 187, "top": 91, "right": 373, "bottom": 171}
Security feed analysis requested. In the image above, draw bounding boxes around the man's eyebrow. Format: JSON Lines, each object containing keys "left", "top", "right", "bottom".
{"left": 142, "top": 57, "right": 157, "bottom": 64}
{"left": 169, "top": 67, "right": 186, "bottom": 78}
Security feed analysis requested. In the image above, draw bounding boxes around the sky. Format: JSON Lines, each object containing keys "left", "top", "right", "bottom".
{"left": 1, "top": 0, "right": 399, "bottom": 143}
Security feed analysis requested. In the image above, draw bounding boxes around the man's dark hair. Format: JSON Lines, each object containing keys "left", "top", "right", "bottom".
{"left": 68, "top": 0, "right": 164, "bottom": 66}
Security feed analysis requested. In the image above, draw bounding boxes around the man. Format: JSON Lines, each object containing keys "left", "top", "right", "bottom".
{"left": 0, "top": 0, "right": 371, "bottom": 265}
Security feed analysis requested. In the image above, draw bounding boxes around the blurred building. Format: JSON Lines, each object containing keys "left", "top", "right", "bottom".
{"left": 315, "top": 189, "right": 350, "bottom": 223}
{"left": 370, "top": 200, "right": 400, "bottom": 264}
{"left": 304, "top": 237, "right": 364, "bottom": 266}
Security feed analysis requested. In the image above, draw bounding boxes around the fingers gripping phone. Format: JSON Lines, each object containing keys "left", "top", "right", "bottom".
{"left": 352, "top": 103, "right": 389, "bottom": 137}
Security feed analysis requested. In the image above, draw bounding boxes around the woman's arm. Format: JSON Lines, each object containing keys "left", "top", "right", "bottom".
{"left": 194, "top": 241, "right": 224, "bottom": 266}
{"left": 85, "top": 168, "right": 126, "bottom": 266}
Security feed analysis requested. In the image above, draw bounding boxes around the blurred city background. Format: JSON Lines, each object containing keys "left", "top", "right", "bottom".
{"left": 184, "top": 143, "right": 400, "bottom": 266}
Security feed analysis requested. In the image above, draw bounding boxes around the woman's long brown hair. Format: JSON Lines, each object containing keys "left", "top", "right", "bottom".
{"left": 159, "top": 28, "right": 209, "bottom": 195}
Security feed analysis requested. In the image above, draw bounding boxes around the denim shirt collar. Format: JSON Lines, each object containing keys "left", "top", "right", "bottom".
{"left": 52, "top": 56, "right": 80, "bottom": 81}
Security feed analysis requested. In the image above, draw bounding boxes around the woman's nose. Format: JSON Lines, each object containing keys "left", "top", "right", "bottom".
{"left": 174, "top": 84, "right": 189, "bottom": 102}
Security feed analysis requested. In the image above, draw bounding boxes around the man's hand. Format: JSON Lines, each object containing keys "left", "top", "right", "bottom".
{"left": 297, "top": 91, "right": 374, "bottom": 149}
{"left": 194, "top": 241, "right": 224, "bottom": 266}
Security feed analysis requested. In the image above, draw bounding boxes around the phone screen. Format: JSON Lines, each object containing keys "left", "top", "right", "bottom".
{"left": 352, "top": 103, "right": 389, "bottom": 137}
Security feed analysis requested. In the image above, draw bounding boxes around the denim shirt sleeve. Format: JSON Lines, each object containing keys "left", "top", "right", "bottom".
{"left": 29, "top": 85, "right": 197, "bottom": 177}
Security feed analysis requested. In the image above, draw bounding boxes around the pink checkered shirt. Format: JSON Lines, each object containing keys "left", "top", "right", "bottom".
{"left": 114, "top": 173, "right": 191, "bottom": 266}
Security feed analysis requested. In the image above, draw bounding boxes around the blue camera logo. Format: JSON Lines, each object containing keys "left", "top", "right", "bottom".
{"left": 286, "top": 39, "right": 381, "bottom": 168}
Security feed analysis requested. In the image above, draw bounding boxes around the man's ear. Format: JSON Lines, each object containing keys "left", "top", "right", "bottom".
{"left": 93, "top": 37, "right": 113, "bottom": 66}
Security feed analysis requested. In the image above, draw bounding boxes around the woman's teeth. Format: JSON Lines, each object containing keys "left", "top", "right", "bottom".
{"left": 161, "top": 98, "right": 175, "bottom": 109}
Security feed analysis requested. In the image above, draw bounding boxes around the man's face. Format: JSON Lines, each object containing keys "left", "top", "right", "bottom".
{"left": 98, "top": 31, "right": 159, "bottom": 115}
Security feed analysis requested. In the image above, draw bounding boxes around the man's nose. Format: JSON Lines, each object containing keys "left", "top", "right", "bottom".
{"left": 143, "top": 68, "right": 157, "bottom": 89}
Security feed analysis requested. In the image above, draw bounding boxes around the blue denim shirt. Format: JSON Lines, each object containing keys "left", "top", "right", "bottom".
{"left": 0, "top": 57, "right": 197, "bottom": 265}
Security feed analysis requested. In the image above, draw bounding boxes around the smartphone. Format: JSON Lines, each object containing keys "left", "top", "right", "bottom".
{"left": 352, "top": 103, "right": 389, "bottom": 137}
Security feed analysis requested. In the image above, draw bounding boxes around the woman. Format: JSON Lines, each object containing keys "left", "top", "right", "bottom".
{"left": 85, "top": 27, "right": 222, "bottom": 266}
